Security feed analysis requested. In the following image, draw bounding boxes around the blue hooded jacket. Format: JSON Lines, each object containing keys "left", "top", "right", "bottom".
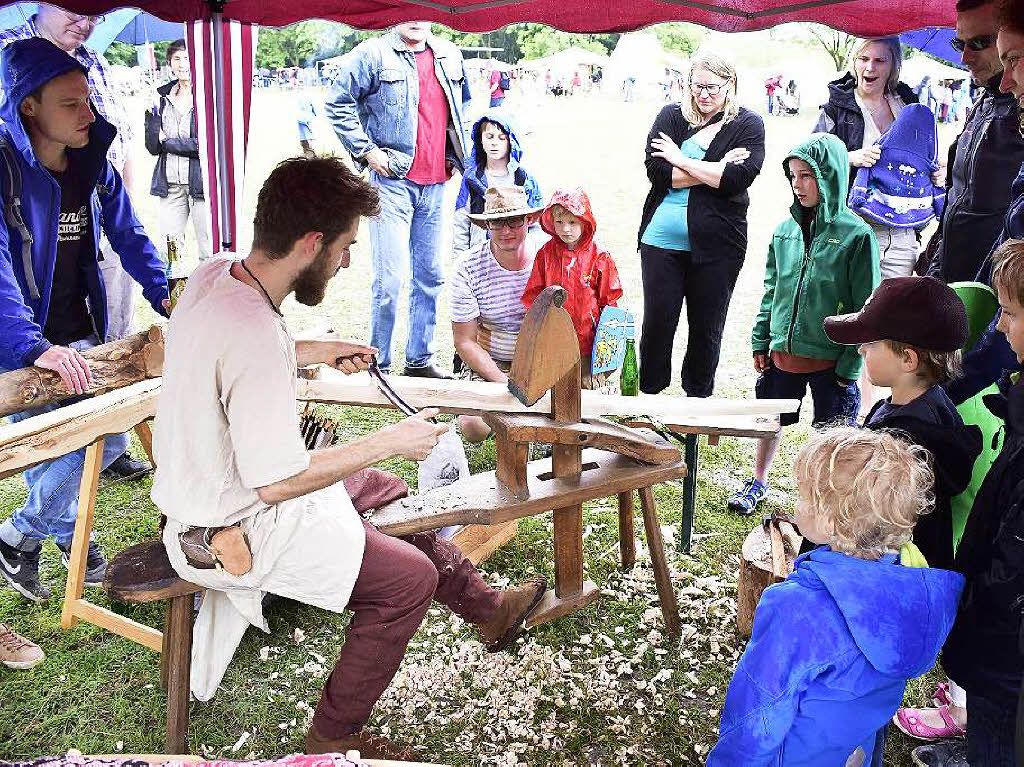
{"left": 0, "top": 37, "right": 168, "bottom": 370}
{"left": 708, "top": 547, "right": 963, "bottom": 767}
{"left": 454, "top": 109, "right": 542, "bottom": 214}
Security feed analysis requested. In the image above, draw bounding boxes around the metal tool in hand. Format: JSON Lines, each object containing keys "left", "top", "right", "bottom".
{"left": 366, "top": 356, "right": 437, "bottom": 422}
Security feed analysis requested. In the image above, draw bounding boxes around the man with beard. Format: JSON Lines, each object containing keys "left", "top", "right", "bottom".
{"left": 926, "top": 0, "right": 1024, "bottom": 283}
{"left": 151, "top": 156, "right": 545, "bottom": 760}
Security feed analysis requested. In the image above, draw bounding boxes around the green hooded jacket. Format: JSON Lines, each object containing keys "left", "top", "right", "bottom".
{"left": 751, "top": 133, "right": 880, "bottom": 381}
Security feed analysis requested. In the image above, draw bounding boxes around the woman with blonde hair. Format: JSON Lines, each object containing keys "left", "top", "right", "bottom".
{"left": 637, "top": 50, "right": 766, "bottom": 396}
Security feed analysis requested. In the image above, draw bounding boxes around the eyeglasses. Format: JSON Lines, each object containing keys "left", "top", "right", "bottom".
{"left": 691, "top": 82, "right": 724, "bottom": 97}
{"left": 951, "top": 34, "right": 995, "bottom": 53}
{"left": 485, "top": 215, "right": 527, "bottom": 231}
{"left": 63, "top": 12, "right": 105, "bottom": 26}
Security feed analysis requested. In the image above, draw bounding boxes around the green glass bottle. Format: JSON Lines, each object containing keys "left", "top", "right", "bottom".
{"left": 620, "top": 337, "right": 638, "bottom": 396}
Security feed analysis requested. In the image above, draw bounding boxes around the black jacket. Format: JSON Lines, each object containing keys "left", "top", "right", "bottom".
{"left": 927, "top": 73, "right": 1024, "bottom": 283}
{"left": 864, "top": 388, "right": 982, "bottom": 570}
{"left": 813, "top": 73, "right": 919, "bottom": 189}
{"left": 638, "top": 105, "right": 765, "bottom": 263}
{"left": 943, "top": 374, "right": 1024, "bottom": 703}
{"left": 145, "top": 80, "right": 204, "bottom": 200}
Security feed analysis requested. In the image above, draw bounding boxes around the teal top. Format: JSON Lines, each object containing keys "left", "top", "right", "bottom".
{"left": 641, "top": 137, "right": 708, "bottom": 251}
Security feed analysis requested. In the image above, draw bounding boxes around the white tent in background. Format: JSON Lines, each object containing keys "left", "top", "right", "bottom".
{"left": 520, "top": 46, "right": 608, "bottom": 82}
{"left": 605, "top": 32, "right": 689, "bottom": 99}
{"left": 463, "top": 57, "right": 514, "bottom": 72}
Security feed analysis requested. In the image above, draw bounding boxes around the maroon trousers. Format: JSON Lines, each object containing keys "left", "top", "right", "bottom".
{"left": 312, "top": 521, "right": 502, "bottom": 737}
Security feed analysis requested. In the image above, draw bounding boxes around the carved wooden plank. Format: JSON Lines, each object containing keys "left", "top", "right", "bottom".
{"left": 368, "top": 449, "right": 688, "bottom": 536}
{"left": 104, "top": 540, "right": 202, "bottom": 602}
{"left": 298, "top": 370, "right": 799, "bottom": 421}
{"left": 0, "top": 325, "right": 164, "bottom": 418}
{"left": 0, "top": 380, "right": 160, "bottom": 480}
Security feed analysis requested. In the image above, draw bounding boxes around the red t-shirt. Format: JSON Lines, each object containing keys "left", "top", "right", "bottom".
{"left": 489, "top": 69, "right": 504, "bottom": 98}
{"left": 406, "top": 47, "right": 451, "bottom": 185}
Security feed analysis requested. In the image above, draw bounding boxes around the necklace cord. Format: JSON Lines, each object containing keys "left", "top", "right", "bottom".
{"left": 241, "top": 259, "right": 282, "bottom": 316}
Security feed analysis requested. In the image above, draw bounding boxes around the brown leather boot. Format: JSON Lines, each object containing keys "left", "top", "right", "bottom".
{"left": 474, "top": 577, "right": 547, "bottom": 652}
{"left": 304, "top": 725, "right": 419, "bottom": 760}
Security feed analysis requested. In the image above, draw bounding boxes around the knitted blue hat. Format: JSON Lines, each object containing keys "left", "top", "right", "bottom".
{"left": 848, "top": 104, "right": 946, "bottom": 229}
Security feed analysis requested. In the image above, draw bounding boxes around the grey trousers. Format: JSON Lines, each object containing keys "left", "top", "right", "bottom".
{"left": 98, "top": 238, "right": 136, "bottom": 341}
{"left": 161, "top": 183, "right": 212, "bottom": 262}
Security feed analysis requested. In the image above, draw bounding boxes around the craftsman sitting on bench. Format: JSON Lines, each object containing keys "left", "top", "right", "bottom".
{"left": 151, "top": 157, "right": 545, "bottom": 761}
{"left": 451, "top": 185, "right": 542, "bottom": 442}
{"left": 0, "top": 38, "right": 170, "bottom": 603}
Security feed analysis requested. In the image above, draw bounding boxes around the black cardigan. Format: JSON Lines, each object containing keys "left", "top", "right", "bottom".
{"left": 638, "top": 105, "right": 765, "bottom": 263}
{"left": 145, "top": 80, "right": 204, "bottom": 200}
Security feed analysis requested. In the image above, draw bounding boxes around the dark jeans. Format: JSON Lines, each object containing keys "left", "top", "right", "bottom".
{"left": 967, "top": 692, "right": 1016, "bottom": 765}
{"left": 638, "top": 244, "right": 742, "bottom": 396}
{"left": 312, "top": 522, "right": 502, "bottom": 737}
{"left": 755, "top": 365, "right": 860, "bottom": 428}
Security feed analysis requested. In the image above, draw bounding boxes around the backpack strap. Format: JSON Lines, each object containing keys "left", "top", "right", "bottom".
{"left": 0, "top": 134, "right": 39, "bottom": 300}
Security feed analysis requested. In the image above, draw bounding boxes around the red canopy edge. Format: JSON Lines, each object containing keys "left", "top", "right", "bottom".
{"left": 25, "top": 0, "right": 955, "bottom": 36}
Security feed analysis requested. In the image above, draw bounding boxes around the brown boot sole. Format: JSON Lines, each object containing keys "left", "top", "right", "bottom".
{"left": 486, "top": 578, "right": 547, "bottom": 653}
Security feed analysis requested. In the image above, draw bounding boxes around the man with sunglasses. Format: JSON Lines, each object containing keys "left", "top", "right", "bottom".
{"left": 450, "top": 186, "right": 542, "bottom": 442}
{"left": 0, "top": 4, "right": 151, "bottom": 480}
{"left": 926, "top": 0, "right": 1024, "bottom": 284}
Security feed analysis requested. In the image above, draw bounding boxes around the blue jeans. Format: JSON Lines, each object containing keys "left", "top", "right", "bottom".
{"left": 368, "top": 172, "right": 446, "bottom": 369}
{"left": 0, "top": 337, "right": 129, "bottom": 551}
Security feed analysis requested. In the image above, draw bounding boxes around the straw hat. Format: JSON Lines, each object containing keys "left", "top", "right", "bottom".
{"left": 467, "top": 186, "right": 543, "bottom": 228}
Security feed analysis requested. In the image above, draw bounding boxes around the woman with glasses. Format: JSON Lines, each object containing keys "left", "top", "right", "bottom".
{"left": 637, "top": 50, "right": 765, "bottom": 396}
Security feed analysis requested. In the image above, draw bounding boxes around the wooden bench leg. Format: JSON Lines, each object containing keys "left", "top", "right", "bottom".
{"left": 617, "top": 491, "right": 636, "bottom": 570}
{"left": 135, "top": 420, "right": 155, "bottom": 466}
{"left": 639, "top": 486, "right": 681, "bottom": 638}
{"left": 165, "top": 593, "right": 193, "bottom": 753}
{"left": 680, "top": 434, "right": 699, "bottom": 554}
{"left": 61, "top": 438, "right": 104, "bottom": 630}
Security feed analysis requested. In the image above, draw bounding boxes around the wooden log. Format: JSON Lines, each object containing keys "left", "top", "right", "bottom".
{"left": 0, "top": 325, "right": 164, "bottom": 418}
{"left": 0, "top": 379, "right": 160, "bottom": 479}
{"left": 298, "top": 370, "right": 799, "bottom": 421}
{"left": 736, "top": 520, "right": 802, "bottom": 638}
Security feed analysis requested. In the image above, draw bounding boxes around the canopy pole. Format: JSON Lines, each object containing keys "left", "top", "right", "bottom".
{"left": 210, "top": 3, "right": 234, "bottom": 251}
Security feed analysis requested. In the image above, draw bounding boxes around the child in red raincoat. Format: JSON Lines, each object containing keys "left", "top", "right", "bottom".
{"left": 522, "top": 188, "right": 624, "bottom": 389}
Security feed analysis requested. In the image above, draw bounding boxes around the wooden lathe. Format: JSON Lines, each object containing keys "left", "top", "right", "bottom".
{"left": 369, "top": 286, "right": 688, "bottom": 634}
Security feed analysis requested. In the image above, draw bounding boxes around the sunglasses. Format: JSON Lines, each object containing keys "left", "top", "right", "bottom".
{"left": 485, "top": 215, "right": 527, "bottom": 231}
{"left": 951, "top": 34, "right": 995, "bottom": 53}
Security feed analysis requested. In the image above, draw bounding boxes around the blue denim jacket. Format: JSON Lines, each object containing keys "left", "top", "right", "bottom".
{"left": 325, "top": 31, "right": 471, "bottom": 179}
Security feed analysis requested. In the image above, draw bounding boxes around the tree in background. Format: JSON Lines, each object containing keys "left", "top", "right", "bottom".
{"left": 653, "top": 23, "right": 706, "bottom": 57}
{"left": 257, "top": 21, "right": 320, "bottom": 68}
{"left": 809, "top": 24, "right": 857, "bottom": 71}
{"left": 104, "top": 40, "right": 171, "bottom": 68}
{"left": 514, "top": 23, "right": 617, "bottom": 59}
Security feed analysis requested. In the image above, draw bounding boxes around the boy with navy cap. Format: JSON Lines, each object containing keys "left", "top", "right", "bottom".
{"left": 824, "top": 276, "right": 983, "bottom": 571}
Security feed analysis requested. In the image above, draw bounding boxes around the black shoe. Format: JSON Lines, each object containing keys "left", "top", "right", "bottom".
{"left": 912, "top": 741, "right": 969, "bottom": 767}
{"left": 57, "top": 540, "right": 108, "bottom": 587}
{"left": 101, "top": 452, "right": 151, "bottom": 481}
{"left": 402, "top": 362, "right": 454, "bottom": 379}
{"left": 0, "top": 540, "right": 51, "bottom": 603}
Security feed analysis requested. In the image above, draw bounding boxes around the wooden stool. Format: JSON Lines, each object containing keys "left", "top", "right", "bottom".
{"left": 104, "top": 540, "right": 202, "bottom": 754}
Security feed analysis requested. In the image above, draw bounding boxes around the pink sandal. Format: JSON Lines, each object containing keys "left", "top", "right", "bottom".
{"left": 893, "top": 705, "right": 967, "bottom": 741}
{"left": 931, "top": 681, "right": 953, "bottom": 707}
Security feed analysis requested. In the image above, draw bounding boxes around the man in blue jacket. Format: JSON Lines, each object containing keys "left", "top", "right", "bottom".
{"left": 325, "top": 22, "right": 471, "bottom": 378}
{"left": 0, "top": 38, "right": 169, "bottom": 602}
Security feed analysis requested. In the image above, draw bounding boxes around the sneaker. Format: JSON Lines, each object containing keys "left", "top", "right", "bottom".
{"left": 0, "top": 540, "right": 50, "bottom": 602}
{"left": 101, "top": 451, "right": 152, "bottom": 481}
{"left": 912, "top": 740, "right": 970, "bottom": 767}
{"left": 728, "top": 478, "right": 768, "bottom": 515}
{"left": 57, "top": 540, "right": 108, "bottom": 587}
{"left": 0, "top": 624, "right": 44, "bottom": 669}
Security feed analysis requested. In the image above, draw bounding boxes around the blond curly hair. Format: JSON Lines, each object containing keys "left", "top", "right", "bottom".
{"left": 794, "top": 427, "right": 935, "bottom": 561}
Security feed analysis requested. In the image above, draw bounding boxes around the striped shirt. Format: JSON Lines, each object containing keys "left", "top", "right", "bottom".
{"left": 0, "top": 17, "right": 132, "bottom": 174}
{"left": 450, "top": 238, "right": 538, "bottom": 363}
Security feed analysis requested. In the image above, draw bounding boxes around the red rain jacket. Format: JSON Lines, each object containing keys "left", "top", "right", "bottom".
{"left": 523, "top": 188, "right": 623, "bottom": 358}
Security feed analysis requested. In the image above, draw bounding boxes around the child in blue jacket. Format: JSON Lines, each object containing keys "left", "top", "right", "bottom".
{"left": 708, "top": 427, "right": 964, "bottom": 767}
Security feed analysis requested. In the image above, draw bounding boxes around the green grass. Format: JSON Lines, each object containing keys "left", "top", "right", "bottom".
{"left": 0, "top": 42, "right": 963, "bottom": 763}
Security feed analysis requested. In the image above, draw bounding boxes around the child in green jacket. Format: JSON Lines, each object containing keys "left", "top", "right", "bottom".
{"left": 728, "top": 133, "right": 880, "bottom": 515}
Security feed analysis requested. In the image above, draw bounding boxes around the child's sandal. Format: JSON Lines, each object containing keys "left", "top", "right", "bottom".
{"left": 931, "top": 681, "right": 953, "bottom": 708}
{"left": 893, "top": 705, "right": 966, "bottom": 741}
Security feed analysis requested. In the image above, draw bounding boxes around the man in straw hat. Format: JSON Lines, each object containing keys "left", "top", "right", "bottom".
{"left": 450, "top": 186, "right": 543, "bottom": 442}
